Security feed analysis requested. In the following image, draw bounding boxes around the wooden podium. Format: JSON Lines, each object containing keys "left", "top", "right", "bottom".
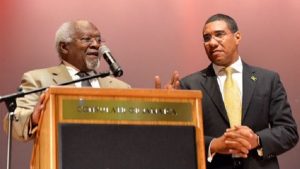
{"left": 31, "top": 86, "right": 205, "bottom": 169}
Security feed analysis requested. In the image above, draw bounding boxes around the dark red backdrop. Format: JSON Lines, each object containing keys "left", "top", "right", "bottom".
{"left": 1, "top": 1, "right": 299, "bottom": 168}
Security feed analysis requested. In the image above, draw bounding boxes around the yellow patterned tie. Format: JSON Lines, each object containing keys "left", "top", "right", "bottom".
{"left": 223, "top": 67, "right": 242, "bottom": 127}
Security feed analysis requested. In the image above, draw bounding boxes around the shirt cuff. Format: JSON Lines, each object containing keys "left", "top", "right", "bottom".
{"left": 207, "top": 139, "right": 216, "bottom": 162}
{"left": 256, "top": 135, "right": 264, "bottom": 157}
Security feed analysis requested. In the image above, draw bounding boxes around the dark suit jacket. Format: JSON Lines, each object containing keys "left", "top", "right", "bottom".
{"left": 180, "top": 62, "right": 298, "bottom": 169}
{"left": 3, "top": 64, "right": 131, "bottom": 141}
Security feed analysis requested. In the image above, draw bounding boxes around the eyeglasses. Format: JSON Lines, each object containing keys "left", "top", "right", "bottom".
{"left": 77, "top": 36, "right": 105, "bottom": 45}
{"left": 203, "top": 31, "right": 233, "bottom": 44}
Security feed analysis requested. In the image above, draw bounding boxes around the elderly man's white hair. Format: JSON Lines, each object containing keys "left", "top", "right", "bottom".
{"left": 54, "top": 21, "right": 76, "bottom": 57}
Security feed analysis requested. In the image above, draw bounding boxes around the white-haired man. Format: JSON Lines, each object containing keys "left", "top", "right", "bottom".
{"left": 3, "top": 20, "right": 130, "bottom": 141}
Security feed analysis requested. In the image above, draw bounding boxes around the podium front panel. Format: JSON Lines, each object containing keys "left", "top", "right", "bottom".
{"left": 58, "top": 124, "right": 197, "bottom": 169}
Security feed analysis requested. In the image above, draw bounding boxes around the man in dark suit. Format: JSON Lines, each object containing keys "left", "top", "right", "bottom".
{"left": 155, "top": 13, "right": 298, "bottom": 169}
{"left": 3, "top": 20, "right": 130, "bottom": 141}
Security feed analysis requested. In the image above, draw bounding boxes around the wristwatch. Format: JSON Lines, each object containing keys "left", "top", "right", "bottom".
{"left": 256, "top": 135, "right": 264, "bottom": 156}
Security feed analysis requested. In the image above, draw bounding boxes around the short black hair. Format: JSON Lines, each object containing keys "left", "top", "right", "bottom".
{"left": 205, "top": 13, "right": 239, "bottom": 33}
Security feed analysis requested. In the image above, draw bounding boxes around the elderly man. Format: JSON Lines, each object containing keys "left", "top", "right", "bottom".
{"left": 4, "top": 20, "right": 130, "bottom": 141}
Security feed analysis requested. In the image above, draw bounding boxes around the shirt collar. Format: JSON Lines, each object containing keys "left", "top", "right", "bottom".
{"left": 212, "top": 56, "right": 243, "bottom": 75}
{"left": 62, "top": 60, "right": 96, "bottom": 76}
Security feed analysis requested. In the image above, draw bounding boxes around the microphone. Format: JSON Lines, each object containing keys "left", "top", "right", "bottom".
{"left": 99, "top": 45, "right": 123, "bottom": 77}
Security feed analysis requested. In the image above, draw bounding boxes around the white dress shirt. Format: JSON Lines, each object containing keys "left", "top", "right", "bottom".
{"left": 63, "top": 61, "right": 101, "bottom": 88}
{"left": 213, "top": 56, "right": 243, "bottom": 100}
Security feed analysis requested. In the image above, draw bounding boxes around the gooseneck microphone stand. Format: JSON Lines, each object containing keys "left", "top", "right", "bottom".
{"left": 0, "top": 71, "right": 112, "bottom": 169}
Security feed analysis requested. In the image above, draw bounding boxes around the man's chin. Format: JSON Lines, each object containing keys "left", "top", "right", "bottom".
{"left": 86, "top": 59, "right": 100, "bottom": 70}
{"left": 211, "top": 57, "right": 227, "bottom": 66}
{"left": 210, "top": 55, "right": 223, "bottom": 63}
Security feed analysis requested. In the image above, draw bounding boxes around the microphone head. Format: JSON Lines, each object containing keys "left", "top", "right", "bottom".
{"left": 99, "top": 45, "right": 111, "bottom": 54}
{"left": 99, "top": 45, "right": 123, "bottom": 77}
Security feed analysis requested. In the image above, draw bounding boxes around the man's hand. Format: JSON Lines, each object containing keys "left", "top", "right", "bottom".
{"left": 31, "top": 92, "right": 48, "bottom": 125}
{"left": 225, "top": 126, "right": 260, "bottom": 150}
{"left": 154, "top": 70, "right": 180, "bottom": 89}
{"left": 210, "top": 132, "right": 251, "bottom": 158}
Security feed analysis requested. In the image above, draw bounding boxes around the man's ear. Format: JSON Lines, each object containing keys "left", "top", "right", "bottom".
{"left": 235, "top": 31, "right": 242, "bottom": 44}
{"left": 59, "top": 42, "right": 69, "bottom": 55}
{"left": 235, "top": 31, "right": 241, "bottom": 39}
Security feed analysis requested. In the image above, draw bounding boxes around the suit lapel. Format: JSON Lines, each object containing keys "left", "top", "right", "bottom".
{"left": 98, "top": 77, "right": 107, "bottom": 87}
{"left": 242, "top": 62, "right": 257, "bottom": 121}
{"left": 47, "top": 64, "right": 74, "bottom": 86}
{"left": 200, "top": 62, "right": 257, "bottom": 124}
{"left": 201, "top": 65, "right": 229, "bottom": 124}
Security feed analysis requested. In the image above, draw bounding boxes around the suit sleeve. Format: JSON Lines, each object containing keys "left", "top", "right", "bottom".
{"left": 3, "top": 72, "right": 42, "bottom": 141}
{"left": 256, "top": 72, "right": 298, "bottom": 159}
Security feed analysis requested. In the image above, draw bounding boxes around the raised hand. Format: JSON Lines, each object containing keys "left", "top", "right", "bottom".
{"left": 154, "top": 70, "right": 180, "bottom": 89}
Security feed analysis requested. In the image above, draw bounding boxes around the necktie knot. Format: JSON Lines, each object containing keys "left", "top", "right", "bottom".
{"left": 76, "top": 71, "right": 89, "bottom": 77}
{"left": 224, "top": 67, "right": 233, "bottom": 77}
{"left": 76, "top": 71, "right": 92, "bottom": 87}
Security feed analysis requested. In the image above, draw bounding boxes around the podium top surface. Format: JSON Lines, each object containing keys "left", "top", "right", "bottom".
{"left": 46, "top": 86, "right": 202, "bottom": 98}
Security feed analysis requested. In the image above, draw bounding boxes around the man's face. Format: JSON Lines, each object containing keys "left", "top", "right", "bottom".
{"left": 65, "top": 22, "right": 101, "bottom": 71}
{"left": 202, "top": 20, "right": 241, "bottom": 67}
